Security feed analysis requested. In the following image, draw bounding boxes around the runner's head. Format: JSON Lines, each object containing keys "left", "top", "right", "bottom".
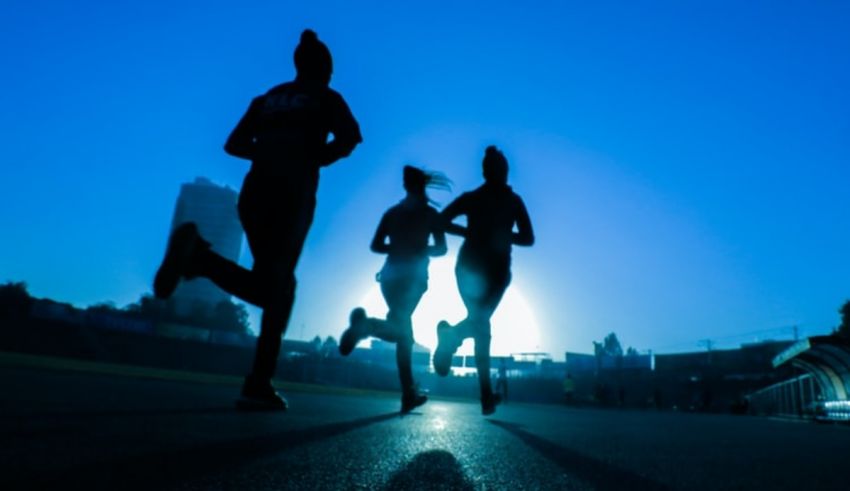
{"left": 294, "top": 29, "right": 332, "bottom": 85}
{"left": 482, "top": 145, "right": 509, "bottom": 185}
{"left": 403, "top": 165, "right": 452, "bottom": 204}
{"left": 403, "top": 166, "right": 428, "bottom": 197}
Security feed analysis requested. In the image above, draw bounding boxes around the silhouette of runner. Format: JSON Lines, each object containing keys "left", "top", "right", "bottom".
{"left": 153, "top": 30, "right": 362, "bottom": 410}
{"left": 432, "top": 146, "right": 534, "bottom": 415}
{"left": 339, "top": 166, "right": 449, "bottom": 413}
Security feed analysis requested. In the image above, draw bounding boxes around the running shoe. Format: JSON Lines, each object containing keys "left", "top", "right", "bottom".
{"left": 339, "top": 307, "right": 368, "bottom": 356}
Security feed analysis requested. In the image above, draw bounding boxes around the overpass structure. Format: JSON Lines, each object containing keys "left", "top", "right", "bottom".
{"left": 748, "top": 336, "right": 850, "bottom": 421}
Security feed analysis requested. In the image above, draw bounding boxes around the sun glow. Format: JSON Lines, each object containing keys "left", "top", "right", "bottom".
{"left": 358, "top": 253, "right": 540, "bottom": 356}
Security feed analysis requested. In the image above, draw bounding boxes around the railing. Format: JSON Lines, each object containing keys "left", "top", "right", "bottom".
{"left": 746, "top": 374, "right": 820, "bottom": 419}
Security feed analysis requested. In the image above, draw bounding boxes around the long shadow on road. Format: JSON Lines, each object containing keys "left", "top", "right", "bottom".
{"left": 382, "top": 450, "right": 475, "bottom": 491}
{"left": 489, "top": 420, "right": 669, "bottom": 491}
{"left": 33, "top": 411, "right": 400, "bottom": 490}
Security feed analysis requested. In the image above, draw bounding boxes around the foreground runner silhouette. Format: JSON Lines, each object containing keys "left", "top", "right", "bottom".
{"left": 153, "top": 30, "right": 362, "bottom": 410}
{"left": 339, "top": 166, "right": 449, "bottom": 413}
{"left": 432, "top": 146, "right": 534, "bottom": 415}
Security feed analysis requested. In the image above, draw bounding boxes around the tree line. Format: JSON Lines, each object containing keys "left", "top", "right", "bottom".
{"left": 1, "top": 281, "right": 250, "bottom": 335}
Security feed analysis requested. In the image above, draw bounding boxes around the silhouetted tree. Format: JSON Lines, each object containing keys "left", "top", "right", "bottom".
{"left": 86, "top": 301, "right": 120, "bottom": 314}
{"left": 124, "top": 294, "right": 176, "bottom": 322}
{"left": 211, "top": 300, "right": 250, "bottom": 335}
{"left": 310, "top": 335, "right": 323, "bottom": 354}
{"left": 123, "top": 295, "right": 249, "bottom": 335}
{"left": 594, "top": 332, "right": 623, "bottom": 358}
{"left": 0, "top": 281, "right": 32, "bottom": 319}
{"left": 605, "top": 333, "right": 624, "bottom": 357}
{"left": 837, "top": 300, "right": 850, "bottom": 339}
{"left": 321, "top": 336, "right": 339, "bottom": 357}
{"left": 188, "top": 300, "right": 212, "bottom": 327}
{"left": 625, "top": 346, "right": 639, "bottom": 357}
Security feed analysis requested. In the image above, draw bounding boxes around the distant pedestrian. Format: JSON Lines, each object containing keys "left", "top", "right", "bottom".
{"left": 339, "top": 166, "right": 449, "bottom": 413}
{"left": 432, "top": 146, "right": 535, "bottom": 415}
{"left": 153, "top": 29, "right": 362, "bottom": 411}
{"left": 563, "top": 373, "right": 575, "bottom": 404}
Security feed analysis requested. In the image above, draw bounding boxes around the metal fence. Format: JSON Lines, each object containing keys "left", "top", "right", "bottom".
{"left": 747, "top": 373, "right": 820, "bottom": 419}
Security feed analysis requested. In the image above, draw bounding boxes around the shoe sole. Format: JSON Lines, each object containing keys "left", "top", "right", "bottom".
{"left": 433, "top": 321, "right": 454, "bottom": 377}
{"left": 153, "top": 223, "right": 200, "bottom": 299}
{"left": 339, "top": 308, "right": 367, "bottom": 356}
{"left": 339, "top": 328, "right": 359, "bottom": 356}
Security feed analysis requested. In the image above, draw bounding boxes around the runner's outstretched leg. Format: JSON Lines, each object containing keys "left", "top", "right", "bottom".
{"left": 238, "top": 275, "right": 295, "bottom": 411}
{"left": 194, "top": 247, "right": 264, "bottom": 307}
{"left": 153, "top": 222, "right": 209, "bottom": 299}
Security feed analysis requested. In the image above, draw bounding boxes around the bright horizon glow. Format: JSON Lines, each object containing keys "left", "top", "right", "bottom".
{"left": 358, "top": 253, "right": 541, "bottom": 357}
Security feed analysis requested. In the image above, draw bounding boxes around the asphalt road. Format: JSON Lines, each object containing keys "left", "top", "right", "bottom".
{"left": 1, "top": 359, "right": 848, "bottom": 490}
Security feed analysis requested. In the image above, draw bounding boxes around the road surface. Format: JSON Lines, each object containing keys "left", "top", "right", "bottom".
{"left": 1, "top": 355, "right": 847, "bottom": 490}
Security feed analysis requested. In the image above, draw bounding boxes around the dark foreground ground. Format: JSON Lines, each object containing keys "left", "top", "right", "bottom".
{"left": 1, "top": 354, "right": 847, "bottom": 490}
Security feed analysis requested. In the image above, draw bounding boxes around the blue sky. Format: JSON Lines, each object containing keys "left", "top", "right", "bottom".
{"left": 1, "top": 1, "right": 848, "bottom": 355}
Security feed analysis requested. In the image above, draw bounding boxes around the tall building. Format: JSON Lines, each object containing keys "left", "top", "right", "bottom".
{"left": 168, "top": 177, "right": 243, "bottom": 313}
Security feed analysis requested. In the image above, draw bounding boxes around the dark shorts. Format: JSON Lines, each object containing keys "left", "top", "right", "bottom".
{"left": 455, "top": 257, "right": 511, "bottom": 327}
{"left": 379, "top": 271, "right": 427, "bottom": 344}
{"left": 380, "top": 275, "right": 427, "bottom": 314}
{"left": 238, "top": 172, "right": 316, "bottom": 291}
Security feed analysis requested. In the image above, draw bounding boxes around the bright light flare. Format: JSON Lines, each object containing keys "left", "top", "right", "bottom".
{"left": 358, "top": 253, "right": 540, "bottom": 356}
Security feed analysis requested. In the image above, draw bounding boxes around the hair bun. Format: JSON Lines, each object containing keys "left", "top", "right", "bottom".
{"left": 485, "top": 145, "right": 500, "bottom": 156}
{"left": 300, "top": 29, "right": 319, "bottom": 43}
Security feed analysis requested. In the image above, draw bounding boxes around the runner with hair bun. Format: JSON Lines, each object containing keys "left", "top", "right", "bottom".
{"left": 153, "top": 29, "right": 362, "bottom": 411}
{"left": 432, "top": 146, "right": 534, "bottom": 415}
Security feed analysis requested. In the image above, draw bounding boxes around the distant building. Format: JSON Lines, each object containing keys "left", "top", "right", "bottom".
{"left": 654, "top": 340, "right": 793, "bottom": 380}
{"left": 565, "top": 351, "right": 598, "bottom": 374}
{"left": 442, "top": 352, "right": 567, "bottom": 378}
{"left": 565, "top": 351, "right": 652, "bottom": 374}
{"left": 361, "top": 339, "right": 432, "bottom": 370}
{"left": 168, "top": 177, "right": 242, "bottom": 313}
